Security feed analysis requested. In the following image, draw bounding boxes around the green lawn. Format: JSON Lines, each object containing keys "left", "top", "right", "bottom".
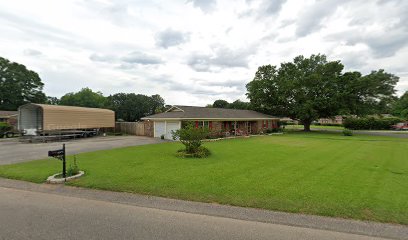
{"left": 0, "top": 132, "right": 407, "bottom": 224}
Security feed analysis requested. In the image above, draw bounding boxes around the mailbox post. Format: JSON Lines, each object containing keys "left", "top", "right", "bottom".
{"left": 48, "top": 144, "right": 66, "bottom": 179}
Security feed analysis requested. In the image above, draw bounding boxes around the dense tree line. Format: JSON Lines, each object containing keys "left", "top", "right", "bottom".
{"left": 208, "top": 99, "right": 251, "bottom": 110}
{"left": 56, "top": 88, "right": 165, "bottom": 121}
{"left": 392, "top": 91, "right": 408, "bottom": 119}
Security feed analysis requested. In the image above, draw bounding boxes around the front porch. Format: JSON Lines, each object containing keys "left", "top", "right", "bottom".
{"left": 189, "top": 120, "right": 278, "bottom": 137}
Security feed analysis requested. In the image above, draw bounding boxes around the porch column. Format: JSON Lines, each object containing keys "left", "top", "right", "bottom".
{"left": 246, "top": 121, "right": 248, "bottom": 135}
{"left": 234, "top": 121, "right": 237, "bottom": 136}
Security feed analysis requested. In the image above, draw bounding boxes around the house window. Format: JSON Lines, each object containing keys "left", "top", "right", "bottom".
{"left": 196, "top": 121, "right": 210, "bottom": 128}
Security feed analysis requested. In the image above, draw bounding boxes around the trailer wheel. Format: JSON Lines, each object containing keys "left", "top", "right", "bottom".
{"left": 5, "top": 132, "right": 14, "bottom": 138}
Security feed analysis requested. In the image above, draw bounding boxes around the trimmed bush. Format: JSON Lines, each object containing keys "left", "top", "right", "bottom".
{"left": 176, "top": 146, "right": 211, "bottom": 158}
{"left": 342, "top": 129, "right": 353, "bottom": 136}
{"left": 344, "top": 117, "right": 403, "bottom": 130}
{"left": 172, "top": 122, "right": 210, "bottom": 158}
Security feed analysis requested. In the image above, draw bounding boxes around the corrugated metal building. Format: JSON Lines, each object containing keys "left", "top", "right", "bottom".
{"left": 18, "top": 104, "right": 115, "bottom": 135}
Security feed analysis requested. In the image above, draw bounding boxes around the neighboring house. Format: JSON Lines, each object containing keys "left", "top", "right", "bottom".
{"left": 280, "top": 117, "right": 299, "bottom": 125}
{"left": 0, "top": 110, "right": 18, "bottom": 129}
{"left": 141, "top": 105, "right": 279, "bottom": 140}
{"left": 318, "top": 116, "right": 345, "bottom": 125}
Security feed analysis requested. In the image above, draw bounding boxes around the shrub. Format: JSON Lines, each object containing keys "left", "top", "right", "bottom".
{"left": 342, "top": 129, "right": 353, "bottom": 136}
{"left": 0, "top": 122, "right": 11, "bottom": 132}
{"left": 172, "top": 122, "right": 210, "bottom": 157}
{"left": 160, "top": 134, "right": 165, "bottom": 140}
{"left": 265, "top": 129, "right": 274, "bottom": 134}
{"left": 67, "top": 155, "right": 80, "bottom": 176}
{"left": 265, "top": 128, "right": 283, "bottom": 134}
{"left": 176, "top": 146, "right": 211, "bottom": 158}
{"left": 206, "top": 130, "right": 224, "bottom": 139}
{"left": 344, "top": 117, "right": 403, "bottom": 130}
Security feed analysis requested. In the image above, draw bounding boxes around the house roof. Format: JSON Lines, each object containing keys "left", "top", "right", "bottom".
{"left": 0, "top": 110, "right": 18, "bottom": 118}
{"left": 142, "top": 105, "right": 278, "bottom": 120}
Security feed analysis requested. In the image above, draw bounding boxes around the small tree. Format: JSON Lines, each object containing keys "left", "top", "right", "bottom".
{"left": 172, "top": 122, "right": 209, "bottom": 154}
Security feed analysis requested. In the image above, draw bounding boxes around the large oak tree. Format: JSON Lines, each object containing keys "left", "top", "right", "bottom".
{"left": 0, "top": 56, "right": 47, "bottom": 110}
{"left": 246, "top": 54, "right": 398, "bottom": 131}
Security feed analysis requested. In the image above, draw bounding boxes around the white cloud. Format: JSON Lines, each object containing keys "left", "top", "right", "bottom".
{"left": 0, "top": 0, "right": 407, "bottom": 107}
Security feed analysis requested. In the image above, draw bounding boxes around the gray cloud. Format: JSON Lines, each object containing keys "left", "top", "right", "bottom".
{"left": 295, "top": 0, "right": 349, "bottom": 37}
{"left": 264, "top": 0, "right": 287, "bottom": 15}
{"left": 187, "top": 54, "right": 211, "bottom": 72}
{"left": 155, "top": 29, "right": 190, "bottom": 48}
{"left": 0, "top": 10, "right": 84, "bottom": 50}
{"left": 187, "top": 46, "right": 256, "bottom": 72}
{"left": 187, "top": 0, "right": 217, "bottom": 13}
{"left": 240, "top": 0, "right": 286, "bottom": 19}
{"left": 23, "top": 49, "right": 42, "bottom": 56}
{"left": 89, "top": 53, "right": 115, "bottom": 62}
{"left": 193, "top": 78, "right": 247, "bottom": 88}
{"left": 327, "top": 28, "right": 408, "bottom": 58}
{"left": 121, "top": 51, "right": 164, "bottom": 65}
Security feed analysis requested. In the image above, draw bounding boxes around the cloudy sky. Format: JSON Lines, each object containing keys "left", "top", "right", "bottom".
{"left": 0, "top": 0, "right": 407, "bottom": 106}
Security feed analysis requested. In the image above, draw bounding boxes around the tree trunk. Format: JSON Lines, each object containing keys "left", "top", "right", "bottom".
{"left": 303, "top": 121, "right": 312, "bottom": 132}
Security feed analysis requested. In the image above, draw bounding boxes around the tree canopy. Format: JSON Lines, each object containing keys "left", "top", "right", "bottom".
{"left": 213, "top": 99, "right": 229, "bottom": 108}
{"left": 106, "top": 93, "right": 165, "bottom": 121}
{"left": 209, "top": 99, "right": 251, "bottom": 110}
{"left": 392, "top": 91, "right": 408, "bottom": 119}
{"left": 227, "top": 100, "right": 251, "bottom": 110}
{"left": 246, "top": 54, "right": 398, "bottom": 131}
{"left": 0, "top": 56, "right": 47, "bottom": 110}
{"left": 59, "top": 88, "right": 107, "bottom": 108}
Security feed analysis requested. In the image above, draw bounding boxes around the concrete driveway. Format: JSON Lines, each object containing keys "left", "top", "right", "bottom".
{"left": 0, "top": 136, "right": 164, "bottom": 165}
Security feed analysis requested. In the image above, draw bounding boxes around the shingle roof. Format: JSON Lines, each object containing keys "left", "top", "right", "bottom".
{"left": 142, "top": 105, "right": 277, "bottom": 120}
{"left": 0, "top": 111, "right": 18, "bottom": 117}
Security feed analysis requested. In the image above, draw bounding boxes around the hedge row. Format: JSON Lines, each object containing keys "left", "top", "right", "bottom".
{"left": 343, "top": 117, "right": 403, "bottom": 130}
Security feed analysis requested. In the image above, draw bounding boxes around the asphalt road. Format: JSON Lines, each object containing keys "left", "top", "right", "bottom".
{"left": 0, "top": 186, "right": 391, "bottom": 240}
{"left": 0, "top": 136, "right": 164, "bottom": 165}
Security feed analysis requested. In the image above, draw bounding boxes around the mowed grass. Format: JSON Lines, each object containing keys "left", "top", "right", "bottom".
{"left": 0, "top": 132, "right": 407, "bottom": 224}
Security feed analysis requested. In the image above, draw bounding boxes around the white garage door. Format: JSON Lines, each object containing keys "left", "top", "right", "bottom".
{"left": 165, "top": 121, "right": 180, "bottom": 140}
{"left": 154, "top": 121, "right": 165, "bottom": 138}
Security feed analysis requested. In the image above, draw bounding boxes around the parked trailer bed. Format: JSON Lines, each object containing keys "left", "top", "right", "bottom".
{"left": 18, "top": 104, "right": 114, "bottom": 141}
{"left": 19, "top": 130, "right": 99, "bottom": 143}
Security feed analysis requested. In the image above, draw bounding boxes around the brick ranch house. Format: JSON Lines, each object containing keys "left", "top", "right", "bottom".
{"left": 141, "top": 105, "right": 279, "bottom": 140}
